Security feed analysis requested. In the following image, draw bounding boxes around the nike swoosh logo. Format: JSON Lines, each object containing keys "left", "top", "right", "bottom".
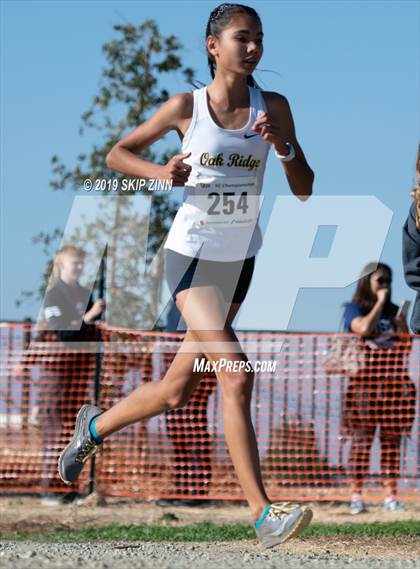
{"left": 244, "top": 133, "right": 259, "bottom": 139}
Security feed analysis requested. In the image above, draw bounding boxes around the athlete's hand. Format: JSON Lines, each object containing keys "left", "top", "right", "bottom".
{"left": 160, "top": 152, "right": 192, "bottom": 186}
{"left": 251, "top": 112, "right": 289, "bottom": 155}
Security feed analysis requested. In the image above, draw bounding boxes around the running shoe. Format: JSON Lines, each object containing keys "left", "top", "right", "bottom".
{"left": 40, "top": 491, "right": 80, "bottom": 506}
{"left": 349, "top": 498, "right": 367, "bottom": 515}
{"left": 383, "top": 497, "right": 405, "bottom": 512}
{"left": 255, "top": 502, "right": 313, "bottom": 549}
{"left": 40, "top": 493, "right": 64, "bottom": 506}
{"left": 58, "top": 404, "right": 103, "bottom": 485}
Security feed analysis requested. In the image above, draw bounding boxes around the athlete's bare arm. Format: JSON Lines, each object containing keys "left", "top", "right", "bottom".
{"left": 106, "top": 93, "right": 194, "bottom": 185}
{"left": 257, "top": 92, "right": 314, "bottom": 200}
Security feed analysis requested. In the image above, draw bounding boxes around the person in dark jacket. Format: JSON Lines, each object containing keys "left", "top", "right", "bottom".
{"left": 402, "top": 144, "right": 420, "bottom": 334}
{"left": 36, "top": 245, "right": 105, "bottom": 505}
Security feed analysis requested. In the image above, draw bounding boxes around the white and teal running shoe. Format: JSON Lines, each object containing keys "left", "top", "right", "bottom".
{"left": 255, "top": 502, "right": 313, "bottom": 549}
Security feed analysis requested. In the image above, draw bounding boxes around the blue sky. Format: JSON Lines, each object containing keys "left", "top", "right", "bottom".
{"left": 1, "top": 0, "right": 419, "bottom": 330}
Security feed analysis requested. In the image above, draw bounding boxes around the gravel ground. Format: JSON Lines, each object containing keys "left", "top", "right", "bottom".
{"left": 1, "top": 497, "right": 418, "bottom": 569}
{"left": 0, "top": 540, "right": 419, "bottom": 569}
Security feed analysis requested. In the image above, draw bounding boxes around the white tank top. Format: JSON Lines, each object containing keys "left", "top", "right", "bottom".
{"left": 164, "top": 85, "right": 270, "bottom": 261}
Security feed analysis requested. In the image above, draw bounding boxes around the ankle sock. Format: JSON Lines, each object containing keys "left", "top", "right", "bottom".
{"left": 89, "top": 416, "right": 103, "bottom": 444}
{"left": 255, "top": 504, "right": 271, "bottom": 529}
{"left": 351, "top": 492, "right": 362, "bottom": 501}
{"left": 385, "top": 493, "right": 397, "bottom": 501}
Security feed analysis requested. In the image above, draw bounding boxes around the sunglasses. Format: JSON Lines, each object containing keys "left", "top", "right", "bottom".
{"left": 376, "top": 277, "right": 391, "bottom": 285}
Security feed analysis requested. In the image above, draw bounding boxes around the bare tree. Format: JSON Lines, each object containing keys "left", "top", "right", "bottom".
{"left": 17, "top": 20, "right": 195, "bottom": 329}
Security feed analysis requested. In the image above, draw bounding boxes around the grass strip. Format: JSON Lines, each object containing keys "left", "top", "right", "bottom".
{"left": 2, "top": 520, "right": 419, "bottom": 543}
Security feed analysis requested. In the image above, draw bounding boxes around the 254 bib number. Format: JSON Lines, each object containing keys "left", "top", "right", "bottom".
{"left": 190, "top": 176, "right": 260, "bottom": 228}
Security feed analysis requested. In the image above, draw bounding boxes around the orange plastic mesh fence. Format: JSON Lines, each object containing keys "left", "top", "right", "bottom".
{"left": 0, "top": 322, "right": 418, "bottom": 501}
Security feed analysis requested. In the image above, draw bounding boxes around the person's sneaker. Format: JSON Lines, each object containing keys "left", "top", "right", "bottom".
{"left": 349, "top": 498, "right": 367, "bottom": 515}
{"left": 40, "top": 494, "right": 64, "bottom": 506}
{"left": 383, "top": 497, "right": 405, "bottom": 512}
{"left": 73, "top": 494, "right": 90, "bottom": 506}
{"left": 255, "top": 502, "right": 313, "bottom": 549}
{"left": 58, "top": 404, "right": 104, "bottom": 485}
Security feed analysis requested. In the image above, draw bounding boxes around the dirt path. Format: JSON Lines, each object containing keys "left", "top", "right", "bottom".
{"left": 1, "top": 495, "right": 418, "bottom": 533}
{"left": 0, "top": 495, "right": 418, "bottom": 565}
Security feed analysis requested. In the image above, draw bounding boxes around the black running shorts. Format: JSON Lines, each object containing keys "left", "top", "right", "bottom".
{"left": 165, "top": 249, "right": 255, "bottom": 304}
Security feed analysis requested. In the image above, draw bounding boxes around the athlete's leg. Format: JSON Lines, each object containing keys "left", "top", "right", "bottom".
{"left": 93, "top": 302, "right": 242, "bottom": 439}
{"left": 174, "top": 286, "right": 270, "bottom": 522}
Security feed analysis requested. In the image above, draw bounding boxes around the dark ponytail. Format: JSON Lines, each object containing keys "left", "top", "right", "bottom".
{"left": 205, "top": 3, "right": 261, "bottom": 88}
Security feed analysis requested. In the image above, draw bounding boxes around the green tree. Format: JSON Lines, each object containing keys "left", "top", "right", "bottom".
{"left": 17, "top": 20, "right": 195, "bottom": 329}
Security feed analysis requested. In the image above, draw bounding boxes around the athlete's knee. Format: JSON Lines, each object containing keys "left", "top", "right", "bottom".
{"left": 162, "top": 381, "right": 192, "bottom": 410}
{"left": 220, "top": 363, "right": 254, "bottom": 399}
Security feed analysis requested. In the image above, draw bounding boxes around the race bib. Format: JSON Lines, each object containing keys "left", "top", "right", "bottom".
{"left": 186, "top": 176, "right": 260, "bottom": 228}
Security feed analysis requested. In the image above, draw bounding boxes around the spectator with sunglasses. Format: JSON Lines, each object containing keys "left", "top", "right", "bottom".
{"left": 341, "top": 262, "right": 416, "bottom": 515}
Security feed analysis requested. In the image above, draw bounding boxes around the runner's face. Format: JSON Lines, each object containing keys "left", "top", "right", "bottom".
{"left": 59, "top": 254, "right": 85, "bottom": 282}
{"left": 369, "top": 269, "right": 391, "bottom": 296}
{"left": 213, "top": 14, "right": 263, "bottom": 76}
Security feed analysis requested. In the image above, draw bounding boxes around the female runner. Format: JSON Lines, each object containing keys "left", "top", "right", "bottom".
{"left": 58, "top": 3, "right": 314, "bottom": 548}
